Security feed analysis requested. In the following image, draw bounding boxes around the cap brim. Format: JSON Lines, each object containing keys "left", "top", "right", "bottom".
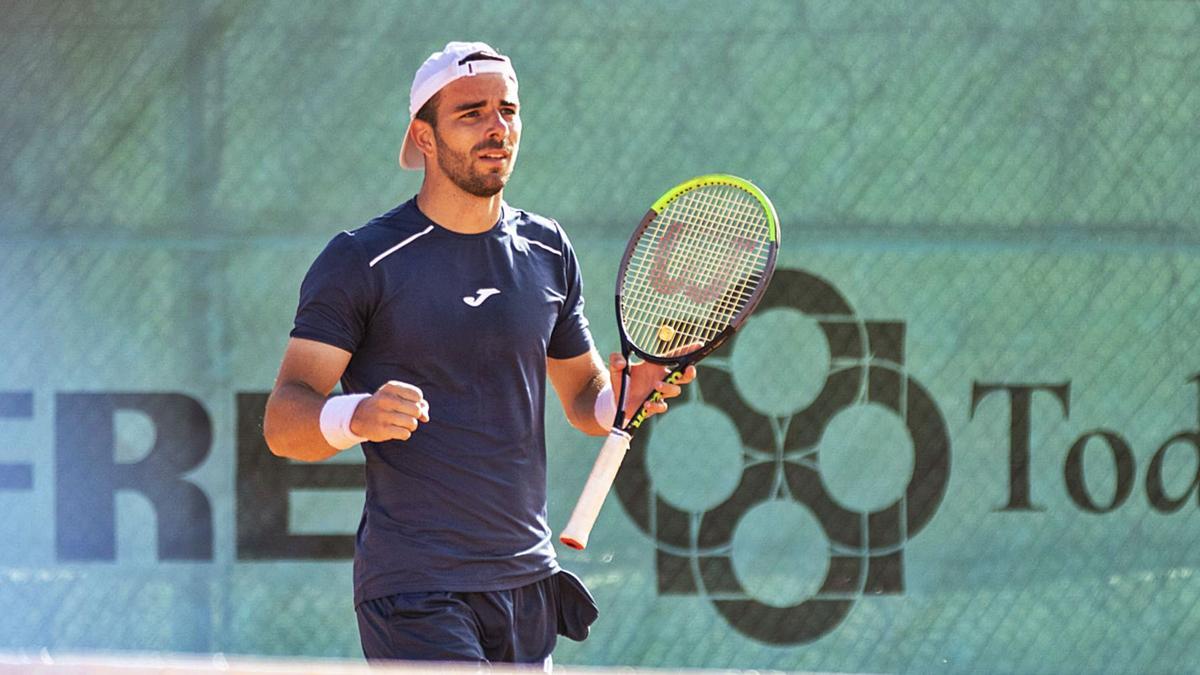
{"left": 398, "top": 119, "right": 424, "bottom": 170}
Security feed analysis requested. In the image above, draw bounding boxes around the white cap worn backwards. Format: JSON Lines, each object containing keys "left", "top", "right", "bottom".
{"left": 398, "top": 41, "right": 519, "bottom": 170}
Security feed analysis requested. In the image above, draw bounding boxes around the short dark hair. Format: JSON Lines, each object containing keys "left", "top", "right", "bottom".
{"left": 414, "top": 91, "right": 441, "bottom": 128}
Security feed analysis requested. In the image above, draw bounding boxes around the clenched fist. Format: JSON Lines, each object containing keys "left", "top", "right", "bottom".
{"left": 349, "top": 381, "right": 431, "bottom": 442}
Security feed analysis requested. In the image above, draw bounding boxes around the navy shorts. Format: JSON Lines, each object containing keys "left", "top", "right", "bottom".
{"left": 355, "top": 569, "right": 598, "bottom": 664}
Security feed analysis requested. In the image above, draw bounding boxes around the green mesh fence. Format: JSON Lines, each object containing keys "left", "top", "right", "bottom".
{"left": 2, "top": 1, "right": 1200, "bottom": 673}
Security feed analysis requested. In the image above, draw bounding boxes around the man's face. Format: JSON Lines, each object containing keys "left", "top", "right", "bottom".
{"left": 429, "top": 73, "right": 521, "bottom": 197}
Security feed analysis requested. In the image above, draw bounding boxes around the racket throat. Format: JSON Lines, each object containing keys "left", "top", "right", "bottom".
{"left": 624, "top": 366, "right": 685, "bottom": 431}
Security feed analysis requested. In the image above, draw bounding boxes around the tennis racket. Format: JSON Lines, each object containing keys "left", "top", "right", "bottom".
{"left": 559, "top": 174, "right": 780, "bottom": 550}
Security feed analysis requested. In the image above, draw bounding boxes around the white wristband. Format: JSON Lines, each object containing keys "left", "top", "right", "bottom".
{"left": 319, "top": 393, "right": 371, "bottom": 450}
{"left": 593, "top": 383, "right": 617, "bottom": 431}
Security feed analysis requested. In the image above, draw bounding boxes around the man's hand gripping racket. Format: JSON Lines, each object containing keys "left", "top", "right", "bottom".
{"left": 560, "top": 174, "right": 780, "bottom": 550}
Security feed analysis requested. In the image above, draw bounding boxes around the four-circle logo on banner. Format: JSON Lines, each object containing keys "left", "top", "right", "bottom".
{"left": 612, "top": 268, "right": 951, "bottom": 645}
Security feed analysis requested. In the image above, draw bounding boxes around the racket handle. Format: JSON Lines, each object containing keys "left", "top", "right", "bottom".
{"left": 560, "top": 430, "right": 632, "bottom": 550}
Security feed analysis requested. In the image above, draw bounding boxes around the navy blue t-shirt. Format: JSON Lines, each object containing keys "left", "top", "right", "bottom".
{"left": 290, "top": 199, "right": 594, "bottom": 605}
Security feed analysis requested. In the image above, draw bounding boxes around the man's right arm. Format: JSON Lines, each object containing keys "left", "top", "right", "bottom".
{"left": 263, "top": 338, "right": 429, "bottom": 462}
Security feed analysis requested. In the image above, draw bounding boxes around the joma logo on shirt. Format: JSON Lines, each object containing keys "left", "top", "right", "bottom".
{"left": 463, "top": 288, "right": 501, "bottom": 307}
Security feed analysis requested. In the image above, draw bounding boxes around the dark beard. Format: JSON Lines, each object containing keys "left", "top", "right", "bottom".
{"left": 435, "top": 136, "right": 512, "bottom": 197}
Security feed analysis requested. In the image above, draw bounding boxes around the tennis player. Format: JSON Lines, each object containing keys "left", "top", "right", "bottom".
{"left": 263, "top": 41, "right": 694, "bottom": 667}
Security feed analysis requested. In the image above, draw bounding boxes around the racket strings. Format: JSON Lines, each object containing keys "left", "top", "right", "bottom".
{"left": 624, "top": 188, "right": 769, "bottom": 346}
{"left": 627, "top": 189, "right": 764, "bottom": 303}
{"left": 678, "top": 186, "right": 770, "bottom": 346}
{"left": 645, "top": 189, "right": 759, "bottom": 352}
{"left": 621, "top": 183, "right": 773, "bottom": 357}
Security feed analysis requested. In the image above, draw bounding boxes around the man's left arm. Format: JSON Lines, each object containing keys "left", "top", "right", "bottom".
{"left": 547, "top": 349, "right": 696, "bottom": 437}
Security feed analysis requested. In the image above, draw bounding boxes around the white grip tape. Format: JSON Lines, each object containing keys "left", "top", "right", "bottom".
{"left": 560, "top": 430, "right": 631, "bottom": 550}
{"left": 593, "top": 382, "right": 617, "bottom": 432}
{"left": 319, "top": 393, "right": 371, "bottom": 450}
